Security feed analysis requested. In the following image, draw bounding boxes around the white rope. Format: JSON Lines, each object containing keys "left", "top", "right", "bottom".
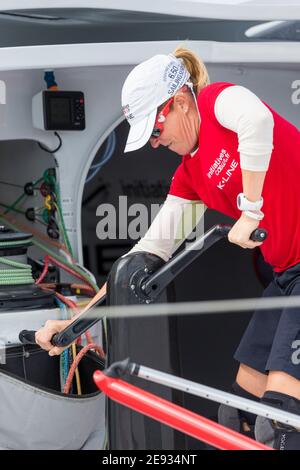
{"left": 79, "top": 294, "right": 300, "bottom": 320}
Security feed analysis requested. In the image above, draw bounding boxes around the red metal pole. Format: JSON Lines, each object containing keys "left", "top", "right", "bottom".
{"left": 93, "top": 370, "right": 272, "bottom": 451}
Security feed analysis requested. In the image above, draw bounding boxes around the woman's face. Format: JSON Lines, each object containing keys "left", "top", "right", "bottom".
{"left": 149, "top": 91, "right": 200, "bottom": 156}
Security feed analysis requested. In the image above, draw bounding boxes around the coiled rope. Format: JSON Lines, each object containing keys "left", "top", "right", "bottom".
{"left": 0, "top": 256, "right": 34, "bottom": 285}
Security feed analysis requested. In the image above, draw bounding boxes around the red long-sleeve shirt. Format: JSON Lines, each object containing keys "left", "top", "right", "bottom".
{"left": 169, "top": 82, "right": 300, "bottom": 272}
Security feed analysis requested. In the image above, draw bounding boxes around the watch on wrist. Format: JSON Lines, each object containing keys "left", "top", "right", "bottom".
{"left": 237, "top": 193, "right": 263, "bottom": 212}
{"left": 243, "top": 210, "right": 264, "bottom": 221}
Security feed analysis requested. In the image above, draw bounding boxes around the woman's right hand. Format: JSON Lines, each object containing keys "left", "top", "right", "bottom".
{"left": 35, "top": 319, "right": 72, "bottom": 356}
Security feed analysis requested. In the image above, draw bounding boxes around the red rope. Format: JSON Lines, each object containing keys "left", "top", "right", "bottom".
{"left": 35, "top": 256, "right": 50, "bottom": 284}
{"left": 64, "top": 343, "right": 105, "bottom": 394}
{"left": 70, "top": 283, "right": 95, "bottom": 296}
{"left": 35, "top": 255, "right": 96, "bottom": 292}
{"left": 84, "top": 329, "right": 93, "bottom": 343}
{"left": 55, "top": 292, "right": 80, "bottom": 314}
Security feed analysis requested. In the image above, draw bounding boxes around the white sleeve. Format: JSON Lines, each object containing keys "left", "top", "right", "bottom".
{"left": 214, "top": 85, "right": 274, "bottom": 171}
{"left": 122, "top": 195, "right": 206, "bottom": 262}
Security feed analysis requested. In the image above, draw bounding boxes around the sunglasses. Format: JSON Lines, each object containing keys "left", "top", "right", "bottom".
{"left": 151, "top": 97, "right": 174, "bottom": 138}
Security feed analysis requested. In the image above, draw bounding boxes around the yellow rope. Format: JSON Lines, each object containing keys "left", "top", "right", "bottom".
{"left": 71, "top": 342, "right": 82, "bottom": 395}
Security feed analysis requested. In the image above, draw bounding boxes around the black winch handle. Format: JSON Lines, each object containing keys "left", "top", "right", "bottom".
{"left": 18, "top": 330, "right": 37, "bottom": 345}
{"left": 19, "top": 225, "right": 267, "bottom": 348}
{"left": 141, "top": 225, "right": 267, "bottom": 301}
{"left": 222, "top": 226, "right": 267, "bottom": 242}
{"left": 19, "top": 329, "right": 61, "bottom": 346}
{"left": 249, "top": 228, "right": 267, "bottom": 242}
{"left": 19, "top": 293, "right": 107, "bottom": 347}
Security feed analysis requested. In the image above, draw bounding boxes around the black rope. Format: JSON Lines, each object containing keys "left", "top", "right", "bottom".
{"left": 0, "top": 181, "right": 24, "bottom": 189}
{"left": 38, "top": 132, "right": 62, "bottom": 154}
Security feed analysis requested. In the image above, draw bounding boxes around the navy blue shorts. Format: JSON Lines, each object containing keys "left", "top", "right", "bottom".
{"left": 234, "top": 262, "right": 300, "bottom": 380}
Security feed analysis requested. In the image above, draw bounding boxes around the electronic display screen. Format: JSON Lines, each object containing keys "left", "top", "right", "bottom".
{"left": 49, "top": 98, "right": 71, "bottom": 125}
{"left": 43, "top": 91, "right": 85, "bottom": 130}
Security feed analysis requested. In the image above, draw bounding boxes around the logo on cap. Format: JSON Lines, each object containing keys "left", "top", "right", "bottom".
{"left": 122, "top": 104, "right": 134, "bottom": 121}
{"left": 164, "top": 62, "right": 187, "bottom": 96}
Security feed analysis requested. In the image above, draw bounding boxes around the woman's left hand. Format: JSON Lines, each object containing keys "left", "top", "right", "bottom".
{"left": 228, "top": 212, "right": 264, "bottom": 249}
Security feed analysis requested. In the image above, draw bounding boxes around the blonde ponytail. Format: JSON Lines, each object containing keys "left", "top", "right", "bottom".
{"left": 173, "top": 46, "right": 210, "bottom": 95}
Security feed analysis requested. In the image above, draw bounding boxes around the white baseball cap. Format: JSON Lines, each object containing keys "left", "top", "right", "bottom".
{"left": 122, "top": 54, "right": 190, "bottom": 153}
